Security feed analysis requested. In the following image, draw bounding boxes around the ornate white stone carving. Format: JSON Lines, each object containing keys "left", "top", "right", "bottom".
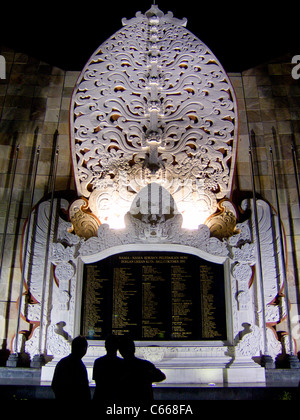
{"left": 234, "top": 324, "right": 281, "bottom": 360}
{"left": 232, "top": 262, "right": 252, "bottom": 310}
{"left": 21, "top": 199, "right": 78, "bottom": 357}
{"left": 70, "top": 5, "right": 238, "bottom": 229}
{"left": 21, "top": 193, "right": 288, "bottom": 364}
{"left": 251, "top": 200, "right": 287, "bottom": 324}
{"left": 139, "top": 346, "right": 165, "bottom": 363}
{"left": 79, "top": 211, "right": 229, "bottom": 258}
{"left": 55, "top": 262, "right": 75, "bottom": 281}
{"left": 235, "top": 324, "right": 263, "bottom": 357}
{"left": 69, "top": 198, "right": 100, "bottom": 239}
{"left": 54, "top": 262, "right": 75, "bottom": 310}
{"left": 46, "top": 324, "right": 71, "bottom": 357}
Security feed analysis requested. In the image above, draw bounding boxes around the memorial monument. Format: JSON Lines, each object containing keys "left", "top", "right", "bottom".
{"left": 6, "top": 5, "right": 299, "bottom": 384}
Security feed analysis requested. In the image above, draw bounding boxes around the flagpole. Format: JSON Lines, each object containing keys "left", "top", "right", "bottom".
{"left": 0, "top": 144, "right": 19, "bottom": 282}
{"left": 291, "top": 143, "right": 300, "bottom": 208}
{"left": 269, "top": 146, "right": 295, "bottom": 358}
{"left": 12, "top": 146, "right": 40, "bottom": 359}
{"left": 0, "top": 145, "right": 19, "bottom": 351}
{"left": 37, "top": 134, "right": 59, "bottom": 359}
{"left": 249, "top": 131, "right": 273, "bottom": 367}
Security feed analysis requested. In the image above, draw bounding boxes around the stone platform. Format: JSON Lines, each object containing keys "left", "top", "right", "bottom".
{"left": 0, "top": 366, "right": 299, "bottom": 400}
{"left": 0, "top": 384, "right": 298, "bottom": 400}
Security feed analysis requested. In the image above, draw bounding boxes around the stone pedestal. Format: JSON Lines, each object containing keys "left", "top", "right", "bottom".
{"left": 225, "top": 357, "right": 266, "bottom": 384}
{"left": 6, "top": 353, "right": 20, "bottom": 368}
{"left": 286, "top": 354, "right": 300, "bottom": 369}
{"left": 261, "top": 355, "right": 275, "bottom": 369}
{"left": 30, "top": 354, "right": 46, "bottom": 368}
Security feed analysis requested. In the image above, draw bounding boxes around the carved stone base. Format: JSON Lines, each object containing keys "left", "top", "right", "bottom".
{"left": 6, "top": 353, "right": 19, "bottom": 368}
{"left": 41, "top": 348, "right": 268, "bottom": 386}
{"left": 286, "top": 354, "right": 300, "bottom": 369}
{"left": 41, "top": 363, "right": 267, "bottom": 386}
{"left": 261, "top": 355, "right": 275, "bottom": 369}
{"left": 6, "top": 352, "right": 31, "bottom": 368}
{"left": 30, "top": 354, "right": 46, "bottom": 368}
{"left": 225, "top": 357, "right": 266, "bottom": 384}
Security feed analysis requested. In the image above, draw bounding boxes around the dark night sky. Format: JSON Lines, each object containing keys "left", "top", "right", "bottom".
{"left": 0, "top": 1, "right": 298, "bottom": 72}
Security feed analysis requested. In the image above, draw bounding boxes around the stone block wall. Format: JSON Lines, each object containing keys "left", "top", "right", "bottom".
{"left": 0, "top": 47, "right": 79, "bottom": 352}
{"left": 231, "top": 55, "right": 300, "bottom": 348}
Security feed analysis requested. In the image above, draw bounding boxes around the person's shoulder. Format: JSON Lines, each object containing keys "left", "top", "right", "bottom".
{"left": 56, "top": 354, "right": 71, "bottom": 366}
{"left": 94, "top": 355, "right": 107, "bottom": 364}
{"left": 94, "top": 355, "right": 124, "bottom": 366}
{"left": 134, "top": 357, "right": 155, "bottom": 368}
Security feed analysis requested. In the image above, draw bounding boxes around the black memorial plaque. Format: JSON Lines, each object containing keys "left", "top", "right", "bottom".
{"left": 81, "top": 252, "right": 227, "bottom": 341}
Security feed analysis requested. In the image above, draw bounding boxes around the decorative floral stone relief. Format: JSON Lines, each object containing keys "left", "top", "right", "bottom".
{"left": 70, "top": 5, "right": 238, "bottom": 229}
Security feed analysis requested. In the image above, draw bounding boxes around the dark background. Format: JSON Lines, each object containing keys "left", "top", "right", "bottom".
{"left": 0, "top": 0, "right": 297, "bottom": 72}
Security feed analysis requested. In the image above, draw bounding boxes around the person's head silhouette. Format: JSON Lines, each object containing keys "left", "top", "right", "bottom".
{"left": 71, "top": 336, "right": 88, "bottom": 359}
{"left": 105, "top": 334, "right": 119, "bottom": 355}
{"left": 119, "top": 336, "right": 135, "bottom": 359}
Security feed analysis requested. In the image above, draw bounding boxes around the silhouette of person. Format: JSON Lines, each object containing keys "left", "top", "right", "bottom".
{"left": 92, "top": 334, "right": 124, "bottom": 401}
{"left": 51, "top": 335, "right": 91, "bottom": 401}
{"left": 118, "top": 336, "right": 166, "bottom": 401}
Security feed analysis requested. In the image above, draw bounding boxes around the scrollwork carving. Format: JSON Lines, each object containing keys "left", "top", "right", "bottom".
{"left": 206, "top": 200, "right": 238, "bottom": 239}
{"left": 139, "top": 346, "right": 165, "bottom": 363}
{"left": 79, "top": 210, "right": 229, "bottom": 259}
{"left": 70, "top": 5, "right": 238, "bottom": 229}
{"left": 69, "top": 198, "right": 100, "bottom": 239}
